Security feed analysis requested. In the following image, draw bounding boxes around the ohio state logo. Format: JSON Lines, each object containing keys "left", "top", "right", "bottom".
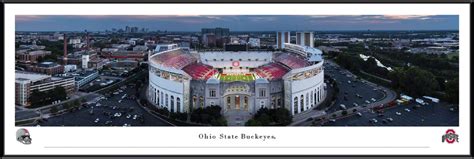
{"left": 232, "top": 61, "right": 240, "bottom": 67}
{"left": 442, "top": 129, "right": 459, "bottom": 144}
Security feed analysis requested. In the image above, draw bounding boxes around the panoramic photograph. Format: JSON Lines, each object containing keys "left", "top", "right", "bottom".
{"left": 15, "top": 15, "right": 459, "bottom": 126}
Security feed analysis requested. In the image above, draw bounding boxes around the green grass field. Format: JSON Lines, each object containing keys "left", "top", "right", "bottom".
{"left": 219, "top": 74, "right": 255, "bottom": 82}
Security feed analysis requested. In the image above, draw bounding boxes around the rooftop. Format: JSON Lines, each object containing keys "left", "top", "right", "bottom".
{"left": 15, "top": 71, "right": 51, "bottom": 83}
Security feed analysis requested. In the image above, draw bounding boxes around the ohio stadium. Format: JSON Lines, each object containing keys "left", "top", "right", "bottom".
{"left": 147, "top": 34, "right": 326, "bottom": 121}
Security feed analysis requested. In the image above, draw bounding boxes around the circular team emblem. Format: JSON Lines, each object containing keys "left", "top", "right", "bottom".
{"left": 232, "top": 61, "right": 240, "bottom": 67}
{"left": 442, "top": 129, "right": 458, "bottom": 144}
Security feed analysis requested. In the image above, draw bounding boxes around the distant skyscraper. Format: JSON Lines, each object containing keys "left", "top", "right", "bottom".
{"left": 276, "top": 31, "right": 290, "bottom": 49}
{"left": 202, "top": 34, "right": 217, "bottom": 48}
{"left": 125, "top": 26, "right": 131, "bottom": 33}
{"left": 201, "top": 27, "right": 230, "bottom": 38}
{"left": 296, "top": 32, "right": 314, "bottom": 47}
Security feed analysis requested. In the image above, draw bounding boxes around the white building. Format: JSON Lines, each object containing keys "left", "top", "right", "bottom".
{"left": 64, "top": 65, "right": 77, "bottom": 73}
{"left": 81, "top": 55, "right": 90, "bottom": 69}
{"left": 248, "top": 38, "right": 261, "bottom": 47}
{"left": 15, "top": 72, "right": 76, "bottom": 106}
{"left": 68, "top": 38, "right": 81, "bottom": 44}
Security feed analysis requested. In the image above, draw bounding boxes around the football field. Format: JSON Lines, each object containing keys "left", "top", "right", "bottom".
{"left": 219, "top": 74, "right": 255, "bottom": 82}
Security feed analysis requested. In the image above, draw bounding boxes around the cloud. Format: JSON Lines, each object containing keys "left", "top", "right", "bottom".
{"left": 248, "top": 16, "right": 278, "bottom": 22}
{"left": 16, "top": 15, "right": 46, "bottom": 22}
{"left": 383, "top": 15, "right": 434, "bottom": 20}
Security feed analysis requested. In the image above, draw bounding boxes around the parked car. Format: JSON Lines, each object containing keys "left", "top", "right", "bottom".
{"left": 369, "top": 118, "right": 378, "bottom": 123}
{"left": 340, "top": 104, "right": 347, "bottom": 110}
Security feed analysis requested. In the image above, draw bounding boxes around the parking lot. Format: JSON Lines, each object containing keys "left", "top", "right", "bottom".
{"left": 39, "top": 84, "right": 172, "bottom": 126}
{"left": 324, "top": 61, "right": 386, "bottom": 113}
{"left": 322, "top": 102, "right": 459, "bottom": 126}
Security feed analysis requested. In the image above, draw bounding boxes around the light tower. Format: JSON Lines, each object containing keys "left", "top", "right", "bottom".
{"left": 276, "top": 31, "right": 290, "bottom": 49}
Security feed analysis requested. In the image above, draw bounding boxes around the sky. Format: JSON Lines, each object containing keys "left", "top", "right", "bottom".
{"left": 15, "top": 15, "right": 459, "bottom": 32}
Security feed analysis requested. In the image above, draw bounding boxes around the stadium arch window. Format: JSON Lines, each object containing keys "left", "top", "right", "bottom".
{"left": 200, "top": 96, "right": 204, "bottom": 108}
{"left": 170, "top": 96, "right": 175, "bottom": 112}
{"left": 161, "top": 92, "right": 164, "bottom": 106}
{"left": 209, "top": 89, "right": 216, "bottom": 97}
{"left": 221, "top": 59, "right": 224, "bottom": 61}
{"left": 230, "top": 59, "right": 233, "bottom": 61}
{"left": 193, "top": 96, "right": 197, "bottom": 108}
{"left": 277, "top": 98, "right": 282, "bottom": 107}
{"left": 293, "top": 97, "right": 298, "bottom": 114}
{"left": 300, "top": 95, "right": 304, "bottom": 112}
{"left": 314, "top": 90, "right": 317, "bottom": 105}
{"left": 248, "top": 59, "right": 251, "bottom": 61}
{"left": 256, "top": 58, "right": 259, "bottom": 61}
{"left": 157, "top": 90, "right": 160, "bottom": 104}
{"left": 264, "top": 59, "right": 267, "bottom": 61}
{"left": 213, "top": 59, "right": 216, "bottom": 61}
{"left": 239, "top": 59, "right": 242, "bottom": 61}
{"left": 177, "top": 97, "right": 181, "bottom": 112}
{"left": 272, "top": 96, "right": 276, "bottom": 109}
{"left": 259, "top": 88, "right": 266, "bottom": 97}
{"left": 227, "top": 96, "right": 231, "bottom": 109}
{"left": 306, "top": 93, "right": 309, "bottom": 106}
{"left": 244, "top": 96, "right": 249, "bottom": 110}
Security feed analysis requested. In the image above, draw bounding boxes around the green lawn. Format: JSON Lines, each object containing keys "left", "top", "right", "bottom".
{"left": 219, "top": 74, "right": 255, "bottom": 82}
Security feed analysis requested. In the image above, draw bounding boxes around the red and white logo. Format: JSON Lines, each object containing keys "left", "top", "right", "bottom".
{"left": 232, "top": 61, "right": 240, "bottom": 67}
{"left": 442, "top": 129, "right": 459, "bottom": 144}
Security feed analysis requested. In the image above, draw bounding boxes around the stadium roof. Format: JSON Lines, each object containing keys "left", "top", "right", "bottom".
{"left": 274, "top": 53, "right": 308, "bottom": 69}
{"left": 150, "top": 49, "right": 197, "bottom": 69}
{"left": 182, "top": 63, "right": 217, "bottom": 80}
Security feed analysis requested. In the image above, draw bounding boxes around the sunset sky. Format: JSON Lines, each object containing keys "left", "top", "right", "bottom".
{"left": 16, "top": 15, "right": 458, "bottom": 31}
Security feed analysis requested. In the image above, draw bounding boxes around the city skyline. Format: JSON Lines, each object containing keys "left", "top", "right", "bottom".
{"left": 16, "top": 15, "right": 458, "bottom": 32}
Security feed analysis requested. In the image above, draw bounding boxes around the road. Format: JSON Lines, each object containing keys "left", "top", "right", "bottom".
{"left": 293, "top": 60, "right": 397, "bottom": 126}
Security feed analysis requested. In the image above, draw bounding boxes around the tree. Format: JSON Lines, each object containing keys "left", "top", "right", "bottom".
{"left": 273, "top": 108, "right": 292, "bottom": 125}
{"left": 445, "top": 78, "right": 459, "bottom": 104}
{"left": 190, "top": 106, "right": 226, "bottom": 126}
{"left": 245, "top": 107, "right": 292, "bottom": 126}
{"left": 389, "top": 67, "right": 439, "bottom": 97}
{"left": 52, "top": 87, "right": 68, "bottom": 101}
{"left": 245, "top": 119, "right": 262, "bottom": 126}
{"left": 50, "top": 106, "right": 59, "bottom": 114}
{"left": 341, "top": 110, "right": 348, "bottom": 116}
